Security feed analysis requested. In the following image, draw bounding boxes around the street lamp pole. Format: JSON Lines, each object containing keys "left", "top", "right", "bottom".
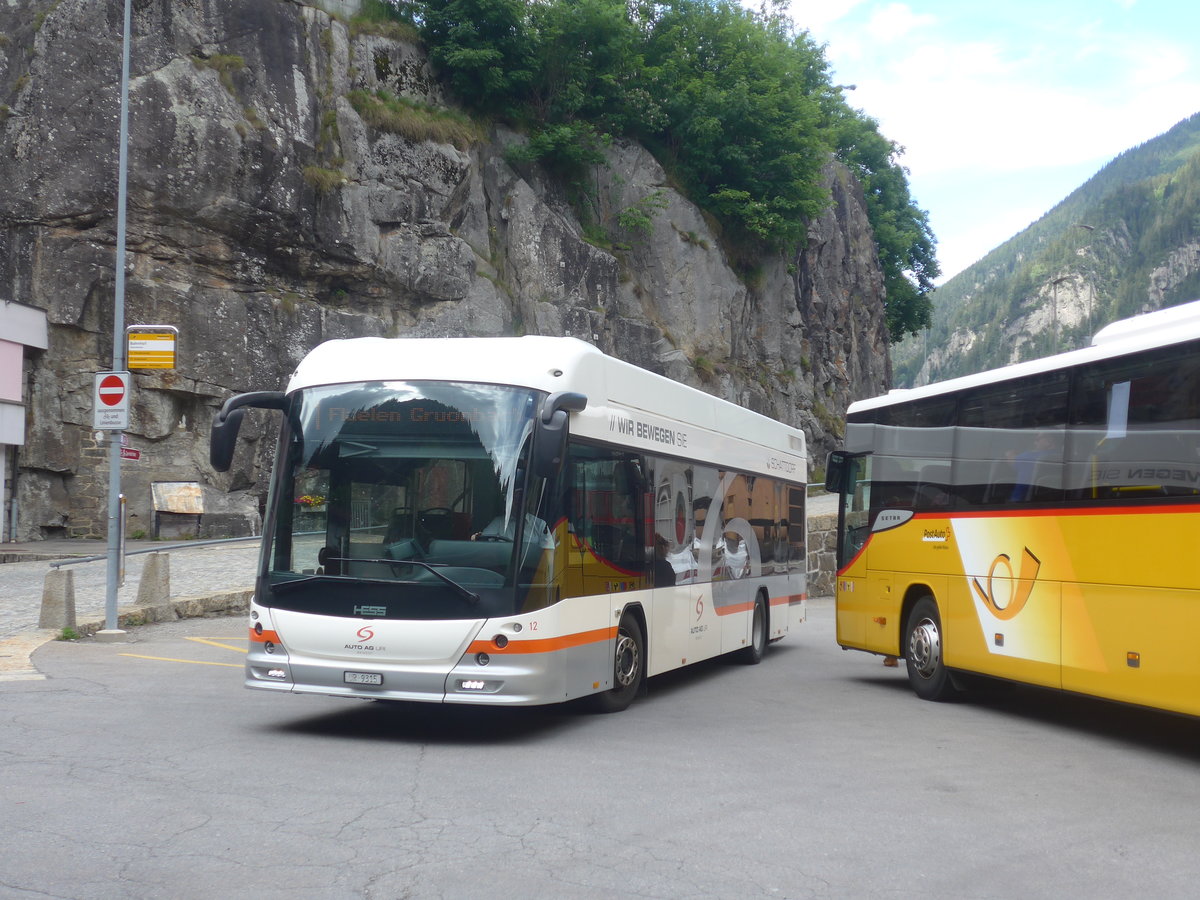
{"left": 99, "top": 0, "right": 132, "bottom": 640}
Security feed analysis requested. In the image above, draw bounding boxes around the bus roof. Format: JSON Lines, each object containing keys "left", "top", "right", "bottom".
{"left": 288, "top": 335, "right": 807, "bottom": 468}
{"left": 849, "top": 298, "right": 1200, "bottom": 415}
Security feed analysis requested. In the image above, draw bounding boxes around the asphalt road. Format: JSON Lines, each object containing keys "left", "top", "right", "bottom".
{"left": 4, "top": 597, "right": 1200, "bottom": 899}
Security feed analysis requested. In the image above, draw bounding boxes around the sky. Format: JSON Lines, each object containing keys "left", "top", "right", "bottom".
{"left": 778, "top": 0, "right": 1200, "bottom": 282}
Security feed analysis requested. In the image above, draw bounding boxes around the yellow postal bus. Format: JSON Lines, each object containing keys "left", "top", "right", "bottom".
{"left": 825, "top": 300, "right": 1200, "bottom": 716}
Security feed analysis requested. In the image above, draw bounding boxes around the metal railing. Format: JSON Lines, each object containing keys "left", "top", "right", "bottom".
{"left": 48, "top": 534, "right": 261, "bottom": 569}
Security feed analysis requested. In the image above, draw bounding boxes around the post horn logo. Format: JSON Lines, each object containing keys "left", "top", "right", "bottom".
{"left": 971, "top": 547, "right": 1041, "bottom": 620}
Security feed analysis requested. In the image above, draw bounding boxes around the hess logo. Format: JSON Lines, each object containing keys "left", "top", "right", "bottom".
{"left": 356, "top": 626, "right": 375, "bottom": 642}
{"left": 971, "top": 546, "right": 1041, "bottom": 620}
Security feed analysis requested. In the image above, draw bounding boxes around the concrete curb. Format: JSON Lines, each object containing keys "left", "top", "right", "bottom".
{"left": 0, "top": 587, "right": 252, "bottom": 681}
{"left": 73, "top": 587, "right": 254, "bottom": 638}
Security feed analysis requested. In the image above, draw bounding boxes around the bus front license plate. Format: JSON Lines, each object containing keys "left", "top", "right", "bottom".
{"left": 344, "top": 671, "right": 383, "bottom": 686}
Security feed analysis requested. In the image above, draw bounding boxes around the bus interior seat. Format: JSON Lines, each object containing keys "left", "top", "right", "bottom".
{"left": 383, "top": 507, "right": 411, "bottom": 545}
{"left": 982, "top": 459, "right": 1016, "bottom": 504}
{"left": 914, "top": 465, "right": 952, "bottom": 508}
{"left": 417, "top": 508, "right": 472, "bottom": 541}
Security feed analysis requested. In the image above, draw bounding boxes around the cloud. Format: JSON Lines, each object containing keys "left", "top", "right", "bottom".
{"left": 818, "top": 4, "right": 1200, "bottom": 177}
{"left": 783, "top": 0, "right": 868, "bottom": 36}
{"left": 776, "top": 0, "right": 1200, "bottom": 276}
{"left": 863, "top": 2, "right": 937, "bottom": 41}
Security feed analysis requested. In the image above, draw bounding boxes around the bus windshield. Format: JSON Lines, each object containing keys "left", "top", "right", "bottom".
{"left": 264, "top": 381, "right": 550, "bottom": 620}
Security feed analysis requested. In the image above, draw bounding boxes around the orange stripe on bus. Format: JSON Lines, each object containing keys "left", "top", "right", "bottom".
{"left": 770, "top": 593, "right": 805, "bottom": 606}
{"left": 715, "top": 601, "right": 755, "bottom": 616}
{"left": 467, "top": 626, "right": 617, "bottom": 655}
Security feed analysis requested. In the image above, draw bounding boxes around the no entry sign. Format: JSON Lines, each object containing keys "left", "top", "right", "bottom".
{"left": 94, "top": 371, "right": 131, "bottom": 430}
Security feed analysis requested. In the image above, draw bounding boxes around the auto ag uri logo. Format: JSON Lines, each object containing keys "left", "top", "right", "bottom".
{"left": 344, "top": 624, "right": 387, "bottom": 652}
{"left": 695, "top": 595, "right": 704, "bottom": 620}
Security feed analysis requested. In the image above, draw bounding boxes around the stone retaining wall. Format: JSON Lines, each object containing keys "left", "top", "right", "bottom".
{"left": 807, "top": 513, "right": 838, "bottom": 598}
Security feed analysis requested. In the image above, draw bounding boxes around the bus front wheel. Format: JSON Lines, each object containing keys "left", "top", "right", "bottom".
{"left": 591, "top": 613, "right": 645, "bottom": 713}
{"left": 904, "top": 596, "right": 956, "bottom": 701}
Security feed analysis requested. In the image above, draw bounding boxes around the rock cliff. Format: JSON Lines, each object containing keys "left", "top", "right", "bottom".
{"left": 0, "top": 0, "right": 889, "bottom": 540}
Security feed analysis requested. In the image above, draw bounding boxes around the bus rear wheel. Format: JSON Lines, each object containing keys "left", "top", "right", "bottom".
{"left": 590, "top": 613, "right": 644, "bottom": 713}
{"left": 735, "top": 593, "right": 768, "bottom": 664}
{"left": 904, "top": 596, "right": 956, "bottom": 701}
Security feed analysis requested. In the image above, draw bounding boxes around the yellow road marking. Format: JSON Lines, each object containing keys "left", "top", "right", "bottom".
{"left": 185, "top": 637, "right": 247, "bottom": 653}
{"left": 119, "top": 653, "right": 243, "bottom": 668}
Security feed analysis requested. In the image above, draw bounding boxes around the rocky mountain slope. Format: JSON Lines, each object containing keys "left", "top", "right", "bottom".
{"left": 0, "top": 0, "right": 890, "bottom": 539}
{"left": 894, "top": 112, "right": 1200, "bottom": 387}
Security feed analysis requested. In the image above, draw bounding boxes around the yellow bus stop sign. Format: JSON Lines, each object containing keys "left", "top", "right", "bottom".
{"left": 128, "top": 331, "right": 176, "bottom": 369}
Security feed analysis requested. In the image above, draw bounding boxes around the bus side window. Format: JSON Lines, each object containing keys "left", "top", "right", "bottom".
{"left": 1068, "top": 348, "right": 1200, "bottom": 501}
{"left": 568, "top": 445, "right": 645, "bottom": 576}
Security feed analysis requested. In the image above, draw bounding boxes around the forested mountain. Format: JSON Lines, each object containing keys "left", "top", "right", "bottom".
{"left": 893, "top": 112, "right": 1200, "bottom": 387}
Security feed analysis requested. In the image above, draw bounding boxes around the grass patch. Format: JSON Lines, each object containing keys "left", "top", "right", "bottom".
{"left": 243, "top": 107, "right": 266, "bottom": 130}
{"left": 191, "top": 53, "right": 246, "bottom": 95}
{"left": 692, "top": 355, "right": 718, "bottom": 381}
{"left": 350, "top": 0, "right": 420, "bottom": 43}
{"left": 348, "top": 88, "right": 479, "bottom": 149}
{"left": 303, "top": 166, "right": 345, "bottom": 194}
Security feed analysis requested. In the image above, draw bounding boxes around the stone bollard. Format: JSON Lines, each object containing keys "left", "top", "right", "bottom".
{"left": 39, "top": 568, "right": 77, "bottom": 630}
{"left": 135, "top": 552, "right": 172, "bottom": 610}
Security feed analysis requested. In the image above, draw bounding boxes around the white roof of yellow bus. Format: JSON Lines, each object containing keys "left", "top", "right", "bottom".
{"left": 287, "top": 335, "right": 806, "bottom": 455}
{"left": 850, "top": 298, "right": 1200, "bottom": 414}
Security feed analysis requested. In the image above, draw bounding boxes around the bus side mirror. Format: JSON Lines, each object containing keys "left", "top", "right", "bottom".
{"left": 210, "top": 391, "right": 287, "bottom": 472}
{"left": 533, "top": 391, "right": 587, "bottom": 478}
{"left": 824, "top": 450, "right": 849, "bottom": 493}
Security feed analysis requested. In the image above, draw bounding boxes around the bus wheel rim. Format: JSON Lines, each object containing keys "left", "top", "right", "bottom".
{"left": 615, "top": 632, "right": 639, "bottom": 687}
{"left": 909, "top": 618, "right": 941, "bottom": 679}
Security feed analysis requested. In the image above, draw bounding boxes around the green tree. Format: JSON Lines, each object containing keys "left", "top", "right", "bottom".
{"left": 830, "top": 108, "right": 938, "bottom": 338}
{"left": 419, "top": 0, "right": 536, "bottom": 118}
{"left": 638, "top": 0, "right": 828, "bottom": 249}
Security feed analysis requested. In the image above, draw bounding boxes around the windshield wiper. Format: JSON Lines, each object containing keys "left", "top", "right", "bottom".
{"left": 378, "top": 558, "right": 481, "bottom": 604}
{"left": 308, "top": 556, "right": 481, "bottom": 605}
{"left": 271, "top": 573, "right": 376, "bottom": 594}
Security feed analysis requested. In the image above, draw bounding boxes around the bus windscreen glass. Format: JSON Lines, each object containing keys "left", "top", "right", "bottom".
{"left": 263, "top": 381, "right": 549, "bottom": 620}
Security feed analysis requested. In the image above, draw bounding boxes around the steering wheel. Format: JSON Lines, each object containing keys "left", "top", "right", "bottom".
{"left": 474, "top": 533, "right": 513, "bottom": 543}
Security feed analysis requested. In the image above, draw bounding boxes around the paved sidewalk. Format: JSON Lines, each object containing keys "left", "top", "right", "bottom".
{"left": 0, "top": 538, "right": 259, "bottom": 680}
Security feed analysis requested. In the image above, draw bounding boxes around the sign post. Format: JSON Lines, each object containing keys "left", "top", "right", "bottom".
{"left": 98, "top": 0, "right": 133, "bottom": 643}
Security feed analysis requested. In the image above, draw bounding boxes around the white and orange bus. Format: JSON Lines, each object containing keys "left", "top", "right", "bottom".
{"left": 211, "top": 336, "right": 807, "bottom": 711}
{"left": 825, "top": 300, "right": 1200, "bottom": 716}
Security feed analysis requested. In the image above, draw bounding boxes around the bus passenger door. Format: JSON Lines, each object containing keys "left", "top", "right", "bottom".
{"left": 565, "top": 446, "right": 649, "bottom": 601}
{"left": 832, "top": 453, "right": 874, "bottom": 649}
